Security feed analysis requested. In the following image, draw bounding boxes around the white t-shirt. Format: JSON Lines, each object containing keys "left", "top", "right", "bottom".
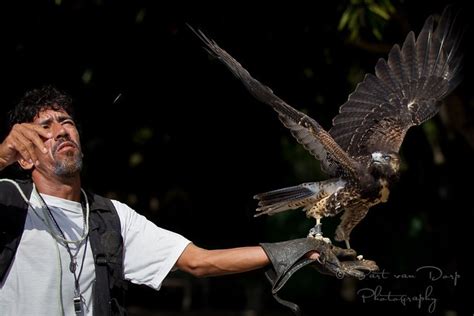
{"left": 0, "top": 188, "right": 191, "bottom": 316}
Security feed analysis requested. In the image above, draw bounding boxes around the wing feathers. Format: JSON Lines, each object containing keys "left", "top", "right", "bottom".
{"left": 401, "top": 31, "right": 418, "bottom": 84}
{"left": 330, "top": 6, "right": 464, "bottom": 157}
{"left": 279, "top": 115, "right": 327, "bottom": 160}
{"left": 416, "top": 16, "right": 434, "bottom": 78}
{"left": 388, "top": 44, "right": 407, "bottom": 87}
{"left": 375, "top": 59, "right": 399, "bottom": 93}
{"left": 190, "top": 25, "right": 362, "bottom": 177}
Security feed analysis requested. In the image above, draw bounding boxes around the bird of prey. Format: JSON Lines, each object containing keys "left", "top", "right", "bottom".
{"left": 191, "top": 6, "right": 464, "bottom": 249}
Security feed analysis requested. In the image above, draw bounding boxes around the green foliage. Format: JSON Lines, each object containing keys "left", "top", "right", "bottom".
{"left": 81, "top": 69, "right": 93, "bottom": 85}
{"left": 129, "top": 152, "right": 143, "bottom": 168}
{"left": 338, "top": 0, "right": 396, "bottom": 41}
{"left": 135, "top": 8, "right": 146, "bottom": 24}
{"left": 132, "top": 126, "right": 154, "bottom": 145}
{"left": 408, "top": 215, "right": 423, "bottom": 237}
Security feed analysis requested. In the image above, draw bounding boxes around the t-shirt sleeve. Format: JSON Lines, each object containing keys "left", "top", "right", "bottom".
{"left": 111, "top": 199, "right": 191, "bottom": 290}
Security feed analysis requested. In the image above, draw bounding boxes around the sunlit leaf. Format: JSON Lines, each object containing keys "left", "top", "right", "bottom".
{"left": 303, "top": 67, "right": 314, "bottom": 79}
{"left": 81, "top": 69, "right": 93, "bottom": 84}
{"left": 368, "top": 4, "right": 390, "bottom": 20}
{"left": 338, "top": 9, "right": 352, "bottom": 30}
{"left": 133, "top": 127, "right": 154, "bottom": 145}
{"left": 372, "top": 27, "right": 382, "bottom": 40}
{"left": 409, "top": 216, "right": 423, "bottom": 237}
{"left": 136, "top": 8, "right": 146, "bottom": 24}
{"left": 129, "top": 152, "right": 143, "bottom": 167}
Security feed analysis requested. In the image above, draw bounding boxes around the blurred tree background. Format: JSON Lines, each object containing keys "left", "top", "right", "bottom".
{"left": 1, "top": 0, "right": 472, "bottom": 315}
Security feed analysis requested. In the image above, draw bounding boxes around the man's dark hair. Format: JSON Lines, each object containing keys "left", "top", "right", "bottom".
{"left": 8, "top": 85, "right": 75, "bottom": 128}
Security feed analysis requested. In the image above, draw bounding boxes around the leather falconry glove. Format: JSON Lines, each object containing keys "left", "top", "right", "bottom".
{"left": 260, "top": 238, "right": 378, "bottom": 315}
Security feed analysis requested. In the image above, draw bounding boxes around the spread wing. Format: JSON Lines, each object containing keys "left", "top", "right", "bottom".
{"left": 329, "top": 6, "right": 464, "bottom": 158}
{"left": 190, "top": 26, "right": 362, "bottom": 177}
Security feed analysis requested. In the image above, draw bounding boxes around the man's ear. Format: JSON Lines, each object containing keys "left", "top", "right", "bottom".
{"left": 18, "top": 159, "right": 34, "bottom": 170}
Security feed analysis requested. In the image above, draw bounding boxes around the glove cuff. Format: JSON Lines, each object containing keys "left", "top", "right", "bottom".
{"left": 260, "top": 238, "right": 327, "bottom": 293}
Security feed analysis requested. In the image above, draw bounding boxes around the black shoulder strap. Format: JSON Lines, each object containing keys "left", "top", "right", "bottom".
{"left": 0, "top": 179, "right": 33, "bottom": 282}
{"left": 87, "top": 192, "right": 127, "bottom": 316}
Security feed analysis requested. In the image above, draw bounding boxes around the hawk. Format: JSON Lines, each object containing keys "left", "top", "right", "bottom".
{"left": 191, "top": 6, "right": 464, "bottom": 249}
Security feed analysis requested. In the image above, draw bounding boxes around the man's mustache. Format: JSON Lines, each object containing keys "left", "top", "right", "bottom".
{"left": 52, "top": 137, "right": 80, "bottom": 154}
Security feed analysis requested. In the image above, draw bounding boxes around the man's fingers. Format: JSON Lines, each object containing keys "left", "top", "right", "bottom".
{"left": 22, "top": 126, "right": 49, "bottom": 154}
{"left": 331, "top": 246, "right": 357, "bottom": 259}
{"left": 305, "top": 239, "right": 379, "bottom": 280}
{"left": 0, "top": 123, "right": 52, "bottom": 169}
{"left": 27, "top": 123, "right": 53, "bottom": 140}
{"left": 312, "top": 253, "right": 379, "bottom": 279}
{"left": 10, "top": 133, "right": 42, "bottom": 165}
{"left": 356, "top": 259, "right": 379, "bottom": 272}
{"left": 340, "top": 259, "right": 379, "bottom": 278}
{"left": 10, "top": 123, "right": 51, "bottom": 161}
{"left": 341, "top": 267, "right": 366, "bottom": 279}
{"left": 341, "top": 259, "right": 379, "bottom": 271}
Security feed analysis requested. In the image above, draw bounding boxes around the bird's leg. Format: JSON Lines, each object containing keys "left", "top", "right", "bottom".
{"left": 308, "top": 216, "right": 322, "bottom": 237}
{"left": 308, "top": 216, "right": 331, "bottom": 244}
{"left": 343, "top": 239, "right": 364, "bottom": 259}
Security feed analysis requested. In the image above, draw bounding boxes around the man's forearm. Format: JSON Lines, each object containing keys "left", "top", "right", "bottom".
{"left": 200, "top": 246, "right": 269, "bottom": 277}
{"left": 176, "top": 244, "right": 269, "bottom": 277}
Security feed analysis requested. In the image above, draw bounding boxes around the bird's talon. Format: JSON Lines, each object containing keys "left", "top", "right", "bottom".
{"left": 313, "top": 234, "right": 332, "bottom": 244}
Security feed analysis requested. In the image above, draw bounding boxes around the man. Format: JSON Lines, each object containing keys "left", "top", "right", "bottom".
{"left": 0, "top": 86, "right": 372, "bottom": 315}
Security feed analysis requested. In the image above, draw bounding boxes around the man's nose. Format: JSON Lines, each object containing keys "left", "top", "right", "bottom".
{"left": 52, "top": 122, "right": 68, "bottom": 139}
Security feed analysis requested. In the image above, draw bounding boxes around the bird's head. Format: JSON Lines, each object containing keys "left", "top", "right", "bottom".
{"left": 369, "top": 151, "right": 400, "bottom": 181}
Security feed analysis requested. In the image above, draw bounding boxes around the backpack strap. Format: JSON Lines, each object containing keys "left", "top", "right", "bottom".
{"left": 87, "top": 192, "right": 127, "bottom": 316}
{"left": 0, "top": 179, "right": 33, "bottom": 282}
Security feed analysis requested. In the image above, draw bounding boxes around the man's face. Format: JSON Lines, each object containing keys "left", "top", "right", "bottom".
{"left": 33, "top": 108, "right": 82, "bottom": 178}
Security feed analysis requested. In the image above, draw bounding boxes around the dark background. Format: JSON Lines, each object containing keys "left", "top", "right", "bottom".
{"left": 1, "top": 1, "right": 472, "bottom": 315}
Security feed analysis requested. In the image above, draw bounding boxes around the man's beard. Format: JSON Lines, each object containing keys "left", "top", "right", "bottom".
{"left": 52, "top": 139, "right": 83, "bottom": 177}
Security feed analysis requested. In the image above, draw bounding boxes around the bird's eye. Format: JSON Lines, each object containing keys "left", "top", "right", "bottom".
{"left": 383, "top": 155, "right": 390, "bottom": 160}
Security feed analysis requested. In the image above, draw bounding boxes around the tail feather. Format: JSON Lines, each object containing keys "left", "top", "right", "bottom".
{"left": 255, "top": 202, "right": 298, "bottom": 216}
{"left": 254, "top": 183, "right": 316, "bottom": 204}
{"left": 254, "top": 183, "right": 317, "bottom": 216}
{"left": 256, "top": 191, "right": 314, "bottom": 207}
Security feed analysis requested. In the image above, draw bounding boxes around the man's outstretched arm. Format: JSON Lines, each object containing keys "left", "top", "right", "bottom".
{"left": 176, "top": 242, "right": 321, "bottom": 278}
{"left": 175, "top": 243, "right": 271, "bottom": 277}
